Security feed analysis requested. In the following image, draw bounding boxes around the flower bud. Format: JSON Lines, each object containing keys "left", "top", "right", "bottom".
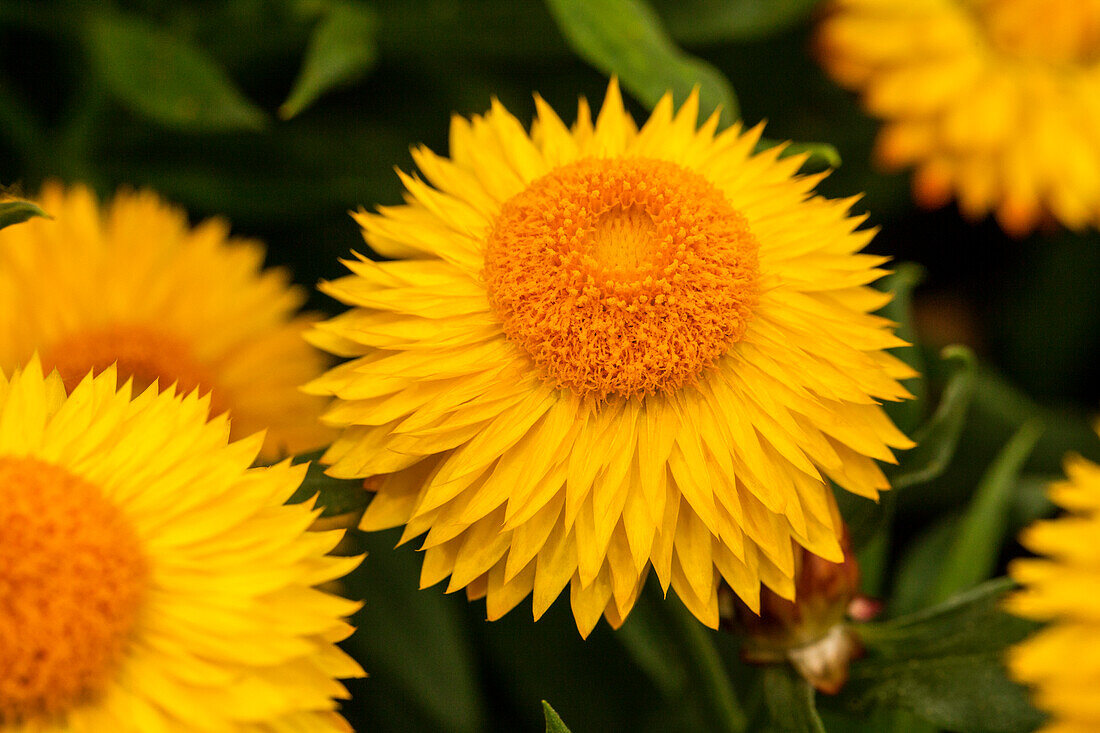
{"left": 723, "top": 526, "right": 870, "bottom": 694}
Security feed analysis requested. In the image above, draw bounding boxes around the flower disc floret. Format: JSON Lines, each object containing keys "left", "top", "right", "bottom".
{"left": 0, "top": 457, "right": 146, "bottom": 725}
{"left": 484, "top": 157, "right": 759, "bottom": 399}
{"left": 40, "top": 324, "right": 222, "bottom": 411}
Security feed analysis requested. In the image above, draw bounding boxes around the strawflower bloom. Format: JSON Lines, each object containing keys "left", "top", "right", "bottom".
{"left": 817, "top": 0, "right": 1100, "bottom": 236}
{"left": 308, "top": 80, "right": 915, "bottom": 637}
{"left": 1008, "top": 448, "right": 1100, "bottom": 731}
{"left": 0, "top": 359, "right": 364, "bottom": 731}
{"left": 0, "top": 183, "right": 332, "bottom": 460}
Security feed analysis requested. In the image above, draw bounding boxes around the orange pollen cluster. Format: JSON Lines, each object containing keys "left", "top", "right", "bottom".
{"left": 976, "top": 0, "right": 1100, "bottom": 64}
{"left": 483, "top": 157, "right": 760, "bottom": 399}
{"left": 40, "top": 324, "right": 225, "bottom": 411}
{"left": 0, "top": 456, "right": 147, "bottom": 724}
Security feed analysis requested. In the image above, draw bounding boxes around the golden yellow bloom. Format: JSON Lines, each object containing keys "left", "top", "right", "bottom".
{"left": 0, "top": 184, "right": 333, "bottom": 460}
{"left": 1008, "top": 450, "right": 1100, "bottom": 731}
{"left": 817, "top": 0, "right": 1100, "bottom": 236}
{"left": 308, "top": 81, "right": 915, "bottom": 637}
{"left": 0, "top": 359, "right": 364, "bottom": 731}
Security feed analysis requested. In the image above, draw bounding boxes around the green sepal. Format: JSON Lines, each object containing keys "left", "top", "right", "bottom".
{"left": 0, "top": 199, "right": 50, "bottom": 231}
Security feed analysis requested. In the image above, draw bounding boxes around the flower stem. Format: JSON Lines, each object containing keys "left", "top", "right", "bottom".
{"left": 668, "top": 596, "right": 747, "bottom": 733}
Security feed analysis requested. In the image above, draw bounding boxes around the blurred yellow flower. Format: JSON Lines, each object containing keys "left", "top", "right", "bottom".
{"left": 308, "top": 81, "right": 914, "bottom": 637}
{"left": 1008, "top": 449, "right": 1100, "bottom": 730}
{"left": 0, "top": 359, "right": 363, "bottom": 731}
{"left": 817, "top": 0, "right": 1100, "bottom": 235}
{"left": 0, "top": 184, "right": 333, "bottom": 460}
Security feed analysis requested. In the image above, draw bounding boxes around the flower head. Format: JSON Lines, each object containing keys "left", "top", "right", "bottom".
{"left": 817, "top": 0, "right": 1100, "bottom": 235}
{"left": 308, "top": 81, "right": 915, "bottom": 637}
{"left": 1008, "top": 449, "right": 1100, "bottom": 729}
{"left": 0, "top": 184, "right": 333, "bottom": 460}
{"left": 0, "top": 359, "right": 363, "bottom": 731}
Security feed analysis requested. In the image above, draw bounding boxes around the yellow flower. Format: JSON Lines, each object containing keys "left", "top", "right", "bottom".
{"left": 817, "top": 0, "right": 1100, "bottom": 236}
{"left": 0, "top": 359, "right": 364, "bottom": 731}
{"left": 1008, "top": 449, "right": 1100, "bottom": 731}
{"left": 0, "top": 184, "right": 333, "bottom": 461}
{"left": 308, "top": 81, "right": 915, "bottom": 637}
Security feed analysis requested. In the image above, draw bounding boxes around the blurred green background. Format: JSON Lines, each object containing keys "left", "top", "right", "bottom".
{"left": 3, "top": 1, "right": 1099, "bottom": 731}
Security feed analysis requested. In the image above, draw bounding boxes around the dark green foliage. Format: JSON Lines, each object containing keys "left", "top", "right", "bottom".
{"left": 2, "top": 1, "right": 1091, "bottom": 730}
{"left": 829, "top": 581, "right": 1045, "bottom": 733}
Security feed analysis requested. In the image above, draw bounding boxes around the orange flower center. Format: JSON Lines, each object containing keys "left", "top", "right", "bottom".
{"left": 0, "top": 456, "right": 147, "bottom": 724}
{"left": 975, "top": 0, "right": 1100, "bottom": 64}
{"left": 483, "top": 157, "right": 759, "bottom": 399}
{"left": 40, "top": 324, "right": 225, "bottom": 411}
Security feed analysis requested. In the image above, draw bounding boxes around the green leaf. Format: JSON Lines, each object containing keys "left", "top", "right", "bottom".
{"left": 0, "top": 199, "right": 50, "bottom": 230}
{"left": 889, "top": 514, "right": 960, "bottom": 618}
{"left": 763, "top": 666, "right": 826, "bottom": 733}
{"left": 819, "top": 707, "right": 938, "bottom": 733}
{"left": 855, "top": 523, "right": 890, "bottom": 597}
{"left": 835, "top": 579, "right": 1044, "bottom": 733}
{"left": 652, "top": 0, "right": 820, "bottom": 44}
{"left": 280, "top": 1, "right": 378, "bottom": 119}
{"left": 343, "top": 528, "right": 487, "bottom": 733}
{"left": 930, "top": 420, "right": 1044, "bottom": 604}
{"left": 544, "top": 0, "right": 738, "bottom": 125}
{"left": 286, "top": 453, "right": 370, "bottom": 518}
{"left": 86, "top": 14, "right": 267, "bottom": 133}
{"left": 890, "top": 345, "right": 977, "bottom": 490}
{"left": 1009, "top": 473, "right": 1059, "bottom": 529}
{"left": 542, "top": 701, "right": 573, "bottom": 733}
{"left": 614, "top": 592, "right": 688, "bottom": 696}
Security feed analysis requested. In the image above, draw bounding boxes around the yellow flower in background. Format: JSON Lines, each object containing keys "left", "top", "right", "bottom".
{"left": 0, "top": 184, "right": 333, "bottom": 461}
{"left": 308, "top": 80, "right": 915, "bottom": 637}
{"left": 0, "top": 359, "right": 363, "bottom": 731}
{"left": 1008, "top": 450, "right": 1100, "bottom": 730}
{"left": 817, "top": 0, "right": 1100, "bottom": 236}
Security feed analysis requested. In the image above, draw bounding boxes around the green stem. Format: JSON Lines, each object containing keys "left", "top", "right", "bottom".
{"left": 668, "top": 597, "right": 747, "bottom": 733}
